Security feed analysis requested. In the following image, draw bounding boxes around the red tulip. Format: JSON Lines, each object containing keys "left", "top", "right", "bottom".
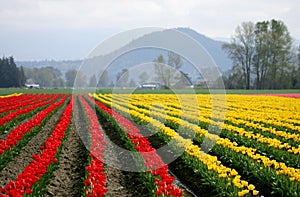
{"left": 1, "top": 96, "right": 72, "bottom": 196}
{"left": 79, "top": 95, "right": 107, "bottom": 197}
{"left": 86, "top": 95, "right": 183, "bottom": 197}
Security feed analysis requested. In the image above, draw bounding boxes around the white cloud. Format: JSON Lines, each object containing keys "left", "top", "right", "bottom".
{"left": 0, "top": 0, "right": 299, "bottom": 38}
{"left": 0, "top": 0, "right": 299, "bottom": 60}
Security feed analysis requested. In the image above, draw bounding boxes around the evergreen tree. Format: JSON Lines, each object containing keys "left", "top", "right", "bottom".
{"left": 0, "top": 56, "right": 25, "bottom": 88}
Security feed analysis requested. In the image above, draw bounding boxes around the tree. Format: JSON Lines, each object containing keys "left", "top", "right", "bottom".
{"left": 89, "top": 74, "right": 97, "bottom": 87}
{"left": 154, "top": 52, "right": 182, "bottom": 88}
{"left": 52, "top": 78, "right": 65, "bottom": 88}
{"left": 154, "top": 54, "right": 166, "bottom": 85}
{"left": 36, "top": 67, "right": 53, "bottom": 87}
{"left": 129, "top": 79, "right": 137, "bottom": 87}
{"left": 19, "top": 66, "right": 26, "bottom": 85}
{"left": 24, "top": 66, "right": 64, "bottom": 88}
{"left": 253, "top": 21, "right": 269, "bottom": 89}
{"left": 268, "top": 19, "right": 293, "bottom": 89}
{"left": 223, "top": 22, "right": 255, "bottom": 89}
{"left": 9, "top": 57, "right": 21, "bottom": 87}
{"left": 0, "top": 56, "right": 24, "bottom": 88}
{"left": 116, "top": 68, "right": 129, "bottom": 88}
{"left": 223, "top": 19, "right": 295, "bottom": 89}
{"left": 0, "top": 57, "right": 11, "bottom": 87}
{"left": 252, "top": 20, "right": 293, "bottom": 89}
{"left": 174, "top": 71, "right": 192, "bottom": 88}
{"left": 222, "top": 65, "right": 244, "bottom": 89}
{"left": 138, "top": 71, "right": 149, "bottom": 84}
{"left": 98, "top": 70, "right": 109, "bottom": 87}
{"left": 65, "top": 69, "right": 77, "bottom": 87}
{"left": 293, "top": 46, "right": 300, "bottom": 88}
{"left": 74, "top": 71, "right": 87, "bottom": 88}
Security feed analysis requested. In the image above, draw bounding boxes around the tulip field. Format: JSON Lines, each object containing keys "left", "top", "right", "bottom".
{"left": 0, "top": 92, "right": 300, "bottom": 197}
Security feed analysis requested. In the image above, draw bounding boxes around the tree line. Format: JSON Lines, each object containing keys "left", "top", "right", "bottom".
{"left": 0, "top": 57, "right": 26, "bottom": 88}
{"left": 24, "top": 67, "right": 111, "bottom": 88}
{"left": 223, "top": 19, "right": 300, "bottom": 89}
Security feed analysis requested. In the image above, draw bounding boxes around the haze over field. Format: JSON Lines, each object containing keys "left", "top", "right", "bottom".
{"left": 0, "top": 0, "right": 299, "bottom": 61}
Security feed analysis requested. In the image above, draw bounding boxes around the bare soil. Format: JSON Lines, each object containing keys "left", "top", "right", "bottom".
{"left": 44, "top": 122, "right": 87, "bottom": 196}
{"left": 0, "top": 97, "right": 195, "bottom": 196}
{"left": 0, "top": 104, "right": 66, "bottom": 188}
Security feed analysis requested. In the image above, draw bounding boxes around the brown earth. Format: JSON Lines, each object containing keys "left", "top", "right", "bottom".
{"left": 44, "top": 122, "right": 87, "bottom": 196}
{"left": 0, "top": 97, "right": 194, "bottom": 196}
{"left": 44, "top": 97, "right": 148, "bottom": 196}
{"left": 0, "top": 103, "right": 66, "bottom": 188}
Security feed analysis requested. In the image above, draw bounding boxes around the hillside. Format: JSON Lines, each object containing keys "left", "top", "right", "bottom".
{"left": 16, "top": 28, "right": 233, "bottom": 85}
{"left": 176, "top": 27, "right": 232, "bottom": 71}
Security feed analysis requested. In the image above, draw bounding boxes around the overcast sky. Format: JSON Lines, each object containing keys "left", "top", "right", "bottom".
{"left": 0, "top": 0, "right": 299, "bottom": 60}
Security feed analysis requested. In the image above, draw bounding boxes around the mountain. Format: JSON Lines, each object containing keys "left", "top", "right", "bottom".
{"left": 175, "top": 28, "right": 232, "bottom": 71}
{"left": 16, "top": 28, "right": 233, "bottom": 84}
{"left": 80, "top": 27, "right": 233, "bottom": 84}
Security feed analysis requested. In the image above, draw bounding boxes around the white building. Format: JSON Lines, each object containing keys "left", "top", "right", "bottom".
{"left": 25, "top": 83, "right": 40, "bottom": 88}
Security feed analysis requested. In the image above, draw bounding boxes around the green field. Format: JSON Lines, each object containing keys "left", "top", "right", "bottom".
{"left": 0, "top": 88, "right": 300, "bottom": 96}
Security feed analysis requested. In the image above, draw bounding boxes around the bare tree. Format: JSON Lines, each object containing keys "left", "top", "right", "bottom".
{"left": 138, "top": 71, "right": 149, "bottom": 84}
{"left": 116, "top": 68, "right": 129, "bottom": 88}
{"left": 223, "top": 22, "right": 255, "bottom": 89}
{"left": 154, "top": 52, "right": 182, "bottom": 88}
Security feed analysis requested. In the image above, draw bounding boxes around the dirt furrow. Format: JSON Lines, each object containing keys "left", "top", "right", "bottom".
{"left": 103, "top": 134, "right": 136, "bottom": 196}
{"left": 98, "top": 115, "right": 149, "bottom": 197}
{"left": 44, "top": 122, "right": 87, "bottom": 196}
{"left": 45, "top": 97, "right": 87, "bottom": 196}
{"left": 0, "top": 103, "right": 66, "bottom": 188}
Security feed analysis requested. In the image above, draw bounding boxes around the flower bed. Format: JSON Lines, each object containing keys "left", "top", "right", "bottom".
{"left": 0, "top": 97, "right": 73, "bottom": 196}
{"left": 86, "top": 95, "right": 183, "bottom": 197}
{"left": 78, "top": 95, "right": 107, "bottom": 197}
{"left": 0, "top": 94, "right": 60, "bottom": 126}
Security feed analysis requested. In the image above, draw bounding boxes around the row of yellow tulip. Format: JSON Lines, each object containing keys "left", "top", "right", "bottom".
{"left": 225, "top": 117, "right": 300, "bottom": 144}
{"left": 224, "top": 95, "right": 300, "bottom": 123}
{"left": 91, "top": 93, "right": 259, "bottom": 196}
{"left": 0, "top": 93, "right": 22, "bottom": 98}
{"left": 96, "top": 94, "right": 300, "bottom": 182}
{"left": 144, "top": 95, "right": 300, "bottom": 153}
{"left": 111, "top": 94, "right": 300, "bottom": 155}
{"left": 126, "top": 94, "right": 300, "bottom": 132}
{"left": 114, "top": 94, "right": 300, "bottom": 142}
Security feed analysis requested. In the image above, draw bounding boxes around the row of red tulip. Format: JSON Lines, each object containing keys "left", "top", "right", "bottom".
{"left": 0, "top": 94, "right": 40, "bottom": 113}
{"left": 0, "top": 95, "right": 68, "bottom": 154}
{"left": 0, "top": 94, "right": 25, "bottom": 105}
{"left": 86, "top": 95, "right": 183, "bottom": 197}
{"left": 0, "top": 94, "right": 62, "bottom": 126}
{"left": 0, "top": 97, "right": 73, "bottom": 196}
{"left": 78, "top": 95, "right": 108, "bottom": 197}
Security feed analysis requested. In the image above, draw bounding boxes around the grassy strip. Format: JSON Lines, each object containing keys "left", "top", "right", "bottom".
{"left": 1, "top": 88, "right": 299, "bottom": 95}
